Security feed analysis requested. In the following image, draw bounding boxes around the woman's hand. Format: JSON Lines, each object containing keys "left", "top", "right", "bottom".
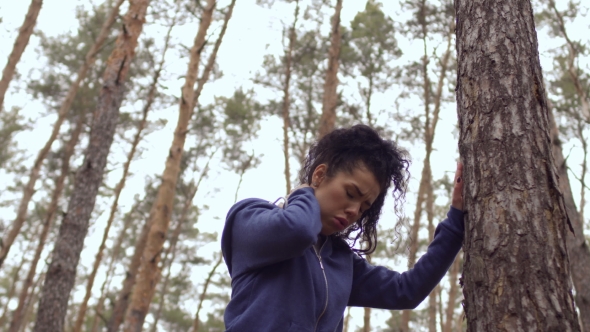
{"left": 451, "top": 162, "right": 464, "bottom": 211}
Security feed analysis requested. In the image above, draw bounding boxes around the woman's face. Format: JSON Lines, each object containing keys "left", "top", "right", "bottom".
{"left": 311, "top": 163, "right": 380, "bottom": 236}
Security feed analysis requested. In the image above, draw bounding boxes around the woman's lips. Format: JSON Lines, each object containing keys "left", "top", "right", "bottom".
{"left": 334, "top": 217, "right": 347, "bottom": 230}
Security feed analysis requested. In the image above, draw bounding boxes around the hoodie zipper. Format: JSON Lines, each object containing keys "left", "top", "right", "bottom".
{"left": 313, "top": 241, "right": 328, "bottom": 332}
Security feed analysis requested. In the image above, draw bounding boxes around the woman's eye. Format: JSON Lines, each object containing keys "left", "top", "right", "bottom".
{"left": 346, "top": 191, "right": 353, "bottom": 198}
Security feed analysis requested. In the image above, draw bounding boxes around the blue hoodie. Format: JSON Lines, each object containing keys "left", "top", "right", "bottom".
{"left": 221, "top": 187, "right": 464, "bottom": 332}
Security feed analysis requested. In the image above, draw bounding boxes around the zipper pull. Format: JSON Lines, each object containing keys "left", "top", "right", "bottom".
{"left": 318, "top": 259, "right": 324, "bottom": 270}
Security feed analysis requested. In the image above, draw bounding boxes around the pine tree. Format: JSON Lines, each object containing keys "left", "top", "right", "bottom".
{"left": 33, "top": 1, "right": 151, "bottom": 330}
{"left": 456, "top": 0, "right": 580, "bottom": 329}
{"left": 0, "top": 0, "right": 43, "bottom": 111}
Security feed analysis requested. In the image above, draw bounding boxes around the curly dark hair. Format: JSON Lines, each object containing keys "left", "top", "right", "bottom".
{"left": 298, "top": 124, "right": 410, "bottom": 255}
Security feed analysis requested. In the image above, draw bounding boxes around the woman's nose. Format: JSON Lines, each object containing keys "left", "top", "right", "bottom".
{"left": 345, "top": 202, "right": 361, "bottom": 219}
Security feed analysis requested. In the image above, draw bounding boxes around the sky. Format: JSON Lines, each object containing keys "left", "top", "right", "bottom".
{"left": 0, "top": 0, "right": 588, "bottom": 330}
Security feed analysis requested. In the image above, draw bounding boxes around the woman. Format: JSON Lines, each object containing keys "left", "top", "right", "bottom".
{"left": 221, "top": 125, "right": 464, "bottom": 331}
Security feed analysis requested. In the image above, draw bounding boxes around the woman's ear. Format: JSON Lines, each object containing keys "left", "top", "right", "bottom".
{"left": 312, "top": 164, "right": 327, "bottom": 188}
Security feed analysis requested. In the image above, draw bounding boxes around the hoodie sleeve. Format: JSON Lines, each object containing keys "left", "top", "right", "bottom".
{"left": 347, "top": 207, "right": 464, "bottom": 309}
{"left": 222, "top": 187, "right": 322, "bottom": 276}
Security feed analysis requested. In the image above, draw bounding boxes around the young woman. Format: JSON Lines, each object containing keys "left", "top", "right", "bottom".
{"left": 221, "top": 125, "right": 464, "bottom": 331}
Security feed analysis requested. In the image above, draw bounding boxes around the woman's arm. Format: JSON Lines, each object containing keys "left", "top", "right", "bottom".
{"left": 221, "top": 187, "right": 322, "bottom": 275}
{"left": 348, "top": 207, "right": 464, "bottom": 309}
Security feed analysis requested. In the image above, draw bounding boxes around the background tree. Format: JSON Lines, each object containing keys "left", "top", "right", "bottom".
{"left": 0, "top": 0, "right": 43, "bottom": 111}
{"left": 33, "top": 1, "right": 151, "bottom": 330}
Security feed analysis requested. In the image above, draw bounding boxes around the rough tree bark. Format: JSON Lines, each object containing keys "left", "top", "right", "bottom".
{"left": 317, "top": 0, "right": 343, "bottom": 138}
{"left": 456, "top": 0, "right": 580, "bottom": 330}
{"left": 121, "top": 1, "right": 218, "bottom": 330}
{"left": 549, "top": 108, "right": 590, "bottom": 331}
{"left": 281, "top": 0, "right": 299, "bottom": 195}
{"left": 71, "top": 10, "right": 174, "bottom": 331}
{"left": 32, "top": 1, "right": 150, "bottom": 331}
{"left": 0, "top": 0, "right": 43, "bottom": 111}
{"left": 9, "top": 113, "right": 85, "bottom": 332}
{"left": 0, "top": 0, "right": 124, "bottom": 270}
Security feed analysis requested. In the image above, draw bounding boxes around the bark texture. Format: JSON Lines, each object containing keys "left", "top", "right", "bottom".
{"left": 32, "top": 1, "right": 149, "bottom": 330}
{"left": 456, "top": 0, "right": 580, "bottom": 330}
{"left": 281, "top": 0, "right": 299, "bottom": 195}
{"left": 0, "top": 0, "right": 124, "bottom": 269}
{"left": 9, "top": 114, "right": 85, "bottom": 332}
{"left": 72, "top": 10, "right": 172, "bottom": 331}
{"left": 0, "top": 0, "right": 43, "bottom": 111}
{"left": 549, "top": 109, "right": 590, "bottom": 331}
{"left": 122, "top": 1, "right": 217, "bottom": 330}
{"left": 318, "top": 0, "right": 343, "bottom": 138}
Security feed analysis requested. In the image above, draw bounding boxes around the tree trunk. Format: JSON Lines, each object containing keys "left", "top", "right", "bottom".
{"left": 443, "top": 253, "right": 462, "bottom": 332}
{"left": 90, "top": 201, "right": 139, "bottom": 332}
{"left": 18, "top": 272, "right": 44, "bottom": 332}
{"left": 0, "top": 0, "right": 124, "bottom": 270}
{"left": 456, "top": 0, "right": 580, "bottom": 330}
{"left": 400, "top": 13, "right": 453, "bottom": 332}
{"left": 33, "top": 1, "right": 150, "bottom": 330}
{"left": 362, "top": 254, "right": 372, "bottom": 332}
{"left": 122, "top": 1, "right": 217, "bottom": 330}
{"left": 72, "top": 10, "right": 173, "bottom": 332}
{"left": 0, "top": 0, "right": 43, "bottom": 111}
{"left": 0, "top": 252, "right": 28, "bottom": 328}
{"left": 343, "top": 307, "right": 351, "bottom": 332}
{"left": 549, "top": 109, "right": 590, "bottom": 331}
{"left": 108, "top": 0, "right": 235, "bottom": 332}
{"left": 317, "top": 0, "right": 343, "bottom": 138}
{"left": 281, "top": 0, "right": 299, "bottom": 195}
{"left": 9, "top": 113, "right": 85, "bottom": 332}
{"left": 106, "top": 206, "right": 152, "bottom": 332}
{"left": 426, "top": 190, "right": 442, "bottom": 332}
{"left": 191, "top": 255, "right": 223, "bottom": 332}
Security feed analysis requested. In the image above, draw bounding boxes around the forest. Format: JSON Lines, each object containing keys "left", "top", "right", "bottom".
{"left": 0, "top": 0, "right": 588, "bottom": 331}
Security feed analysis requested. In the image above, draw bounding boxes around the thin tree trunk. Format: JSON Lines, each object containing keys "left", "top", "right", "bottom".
{"left": 343, "top": 307, "right": 351, "bottom": 332}
{"left": 9, "top": 113, "right": 85, "bottom": 332}
{"left": 0, "top": 0, "right": 124, "bottom": 270}
{"left": 426, "top": 174, "right": 437, "bottom": 332}
{"left": 547, "top": 0, "right": 590, "bottom": 122}
{"left": 90, "top": 200, "right": 140, "bottom": 332}
{"left": 151, "top": 155, "right": 212, "bottom": 331}
{"left": 18, "top": 272, "right": 44, "bottom": 332}
{"left": 362, "top": 254, "right": 372, "bottom": 332}
{"left": 318, "top": 0, "right": 343, "bottom": 138}
{"left": 0, "top": 252, "right": 28, "bottom": 328}
{"left": 549, "top": 108, "right": 590, "bottom": 331}
{"left": 0, "top": 0, "right": 43, "bottom": 111}
{"left": 400, "top": 15, "right": 454, "bottom": 331}
{"left": 122, "top": 1, "right": 217, "bottom": 330}
{"left": 33, "top": 1, "right": 150, "bottom": 330}
{"left": 576, "top": 122, "right": 587, "bottom": 220}
{"left": 443, "top": 253, "right": 461, "bottom": 332}
{"left": 72, "top": 11, "right": 174, "bottom": 332}
{"left": 191, "top": 255, "right": 223, "bottom": 332}
{"left": 456, "top": 0, "right": 580, "bottom": 330}
{"left": 106, "top": 205, "right": 152, "bottom": 332}
{"left": 281, "top": 0, "right": 299, "bottom": 195}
